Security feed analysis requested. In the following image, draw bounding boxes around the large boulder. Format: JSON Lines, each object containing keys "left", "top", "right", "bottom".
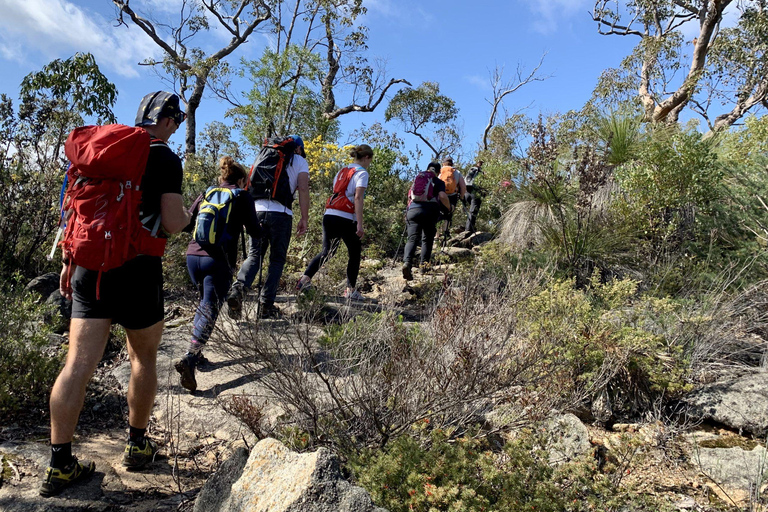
{"left": 194, "top": 446, "right": 250, "bottom": 512}
{"left": 196, "top": 438, "right": 386, "bottom": 512}
{"left": 25, "top": 273, "right": 60, "bottom": 298}
{"left": 683, "top": 371, "right": 768, "bottom": 436}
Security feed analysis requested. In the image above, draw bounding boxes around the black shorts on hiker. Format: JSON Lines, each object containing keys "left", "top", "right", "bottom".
{"left": 71, "top": 255, "right": 164, "bottom": 330}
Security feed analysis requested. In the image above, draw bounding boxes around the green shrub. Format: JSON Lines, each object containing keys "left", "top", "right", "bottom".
{"left": 0, "top": 280, "right": 64, "bottom": 418}
{"left": 349, "top": 427, "right": 672, "bottom": 512}
{"left": 519, "top": 274, "right": 692, "bottom": 414}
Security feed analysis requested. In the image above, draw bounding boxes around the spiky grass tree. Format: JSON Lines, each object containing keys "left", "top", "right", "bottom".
{"left": 499, "top": 118, "right": 628, "bottom": 285}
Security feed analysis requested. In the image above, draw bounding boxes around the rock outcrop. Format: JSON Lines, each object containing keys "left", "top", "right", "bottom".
{"left": 683, "top": 370, "right": 768, "bottom": 436}
{"left": 195, "top": 438, "right": 386, "bottom": 512}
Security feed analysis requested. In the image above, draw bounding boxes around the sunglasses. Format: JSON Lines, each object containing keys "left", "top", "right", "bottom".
{"left": 171, "top": 111, "right": 187, "bottom": 126}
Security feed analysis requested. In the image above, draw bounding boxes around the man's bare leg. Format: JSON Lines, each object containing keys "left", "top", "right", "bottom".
{"left": 50, "top": 318, "right": 111, "bottom": 444}
{"left": 125, "top": 320, "right": 163, "bottom": 429}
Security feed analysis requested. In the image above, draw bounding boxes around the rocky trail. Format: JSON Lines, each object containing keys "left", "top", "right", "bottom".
{"left": 3, "top": 233, "right": 768, "bottom": 511}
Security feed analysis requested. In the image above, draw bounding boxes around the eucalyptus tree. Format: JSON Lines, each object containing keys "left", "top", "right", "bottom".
{"left": 113, "top": 0, "right": 272, "bottom": 156}
{"left": 232, "top": 0, "right": 410, "bottom": 142}
{"left": 384, "top": 82, "right": 460, "bottom": 160}
{"left": 589, "top": 0, "right": 768, "bottom": 130}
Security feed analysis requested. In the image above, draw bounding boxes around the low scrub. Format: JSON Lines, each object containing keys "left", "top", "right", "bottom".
{"left": 349, "top": 426, "right": 672, "bottom": 512}
{"left": 0, "top": 280, "right": 63, "bottom": 418}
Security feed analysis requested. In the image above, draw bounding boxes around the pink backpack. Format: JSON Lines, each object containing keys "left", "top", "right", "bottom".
{"left": 409, "top": 171, "right": 437, "bottom": 203}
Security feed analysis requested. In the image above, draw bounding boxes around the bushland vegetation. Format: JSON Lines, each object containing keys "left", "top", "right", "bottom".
{"left": 3, "top": 14, "right": 768, "bottom": 505}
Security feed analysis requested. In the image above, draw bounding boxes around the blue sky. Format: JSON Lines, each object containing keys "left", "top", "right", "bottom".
{"left": 0, "top": 0, "right": 679, "bottom": 162}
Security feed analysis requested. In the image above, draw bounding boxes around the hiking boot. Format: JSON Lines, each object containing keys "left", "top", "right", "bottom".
{"left": 122, "top": 438, "right": 158, "bottom": 470}
{"left": 174, "top": 354, "right": 197, "bottom": 392}
{"left": 194, "top": 351, "right": 212, "bottom": 371}
{"left": 39, "top": 456, "right": 96, "bottom": 497}
{"left": 258, "top": 303, "right": 281, "bottom": 319}
{"left": 226, "top": 282, "right": 245, "bottom": 319}
{"left": 402, "top": 264, "right": 413, "bottom": 281}
{"left": 344, "top": 288, "right": 365, "bottom": 301}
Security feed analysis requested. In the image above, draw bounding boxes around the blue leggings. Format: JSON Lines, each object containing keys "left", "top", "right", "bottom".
{"left": 187, "top": 254, "right": 233, "bottom": 344}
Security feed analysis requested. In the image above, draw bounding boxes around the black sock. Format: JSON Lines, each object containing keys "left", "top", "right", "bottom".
{"left": 129, "top": 426, "right": 147, "bottom": 446}
{"left": 50, "top": 442, "right": 73, "bottom": 469}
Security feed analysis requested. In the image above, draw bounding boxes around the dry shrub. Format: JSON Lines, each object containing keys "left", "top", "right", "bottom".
{"left": 212, "top": 266, "right": 576, "bottom": 452}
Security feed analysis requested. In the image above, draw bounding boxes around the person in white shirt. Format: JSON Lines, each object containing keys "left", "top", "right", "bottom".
{"left": 227, "top": 135, "right": 310, "bottom": 318}
{"left": 296, "top": 144, "right": 372, "bottom": 300}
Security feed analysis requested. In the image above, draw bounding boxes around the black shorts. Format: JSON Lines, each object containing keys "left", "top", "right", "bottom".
{"left": 71, "top": 255, "right": 164, "bottom": 330}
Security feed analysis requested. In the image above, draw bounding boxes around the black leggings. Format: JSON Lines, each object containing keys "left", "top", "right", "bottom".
{"left": 303, "top": 214, "right": 362, "bottom": 288}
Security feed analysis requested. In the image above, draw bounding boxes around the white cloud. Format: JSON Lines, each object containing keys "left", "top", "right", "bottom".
{"left": 465, "top": 74, "right": 492, "bottom": 91}
{"left": 521, "top": 0, "right": 590, "bottom": 34}
{"left": 0, "top": 0, "right": 160, "bottom": 78}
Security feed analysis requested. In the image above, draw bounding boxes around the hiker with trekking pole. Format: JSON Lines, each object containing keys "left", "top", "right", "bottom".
{"left": 296, "top": 144, "right": 372, "bottom": 301}
{"left": 402, "top": 161, "right": 451, "bottom": 281}
{"left": 226, "top": 135, "right": 310, "bottom": 319}
{"left": 174, "top": 157, "right": 262, "bottom": 392}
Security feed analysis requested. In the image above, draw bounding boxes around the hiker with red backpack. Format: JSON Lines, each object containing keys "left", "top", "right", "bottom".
{"left": 402, "top": 161, "right": 451, "bottom": 281}
{"left": 174, "top": 157, "right": 262, "bottom": 392}
{"left": 226, "top": 135, "right": 310, "bottom": 319}
{"left": 41, "top": 92, "right": 191, "bottom": 497}
{"left": 296, "top": 144, "right": 373, "bottom": 300}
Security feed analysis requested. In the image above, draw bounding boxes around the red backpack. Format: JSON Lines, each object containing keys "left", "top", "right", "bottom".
{"left": 325, "top": 165, "right": 359, "bottom": 213}
{"left": 60, "top": 124, "right": 166, "bottom": 295}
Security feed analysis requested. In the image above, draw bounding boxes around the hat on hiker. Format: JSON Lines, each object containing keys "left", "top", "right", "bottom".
{"left": 135, "top": 91, "right": 186, "bottom": 127}
{"left": 288, "top": 135, "right": 304, "bottom": 148}
{"left": 426, "top": 162, "right": 440, "bottom": 174}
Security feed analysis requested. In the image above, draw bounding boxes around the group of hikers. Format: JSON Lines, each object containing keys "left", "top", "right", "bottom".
{"left": 39, "top": 91, "right": 485, "bottom": 497}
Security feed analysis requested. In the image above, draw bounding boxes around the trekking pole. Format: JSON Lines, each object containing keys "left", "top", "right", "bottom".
{"left": 392, "top": 224, "right": 407, "bottom": 265}
{"left": 256, "top": 240, "right": 265, "bottom": 320}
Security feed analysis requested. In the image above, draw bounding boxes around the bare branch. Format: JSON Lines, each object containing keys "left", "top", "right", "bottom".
{"left": 482, "top": 55, "right": 549, "bottom": 151}
{"left": 113, "top": 0, "right": 192, "bottom": 71}
{"left": 323, "top": 78, "right": 412, "bottom": 119}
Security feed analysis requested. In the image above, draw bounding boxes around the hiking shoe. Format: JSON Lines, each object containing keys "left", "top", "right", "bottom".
{"left": 226, "top": 282, "right": 245, "bottom": 319}
{"left": 40, "top": 456, "right": 95, "bottom": 497}
{"left": 122, "top": 438, "right": 158, "bottom": 470}
{"left": 174, "top": 354, "right": 197, "bottom": 392}
{"left": 295, "top": 278, "right": 313, "bottom": 295}
{"left": 258, "top": 303, "right": 281, "bottom": 319}
{"left": 344, "top": 289, "right": 365, "bottom": 301}
{"left": 402, "top": 264, "right": 413, "bottom": 281}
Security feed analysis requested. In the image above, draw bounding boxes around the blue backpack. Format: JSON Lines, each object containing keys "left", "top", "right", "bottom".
{"left": 193, "top": 186, "right": 242, "bottom": 250}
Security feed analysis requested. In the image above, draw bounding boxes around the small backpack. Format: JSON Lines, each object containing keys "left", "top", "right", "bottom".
{"left": 439, "top": 166, "right": 458, "bottom": 195}
{"left": 409, "top": 171, "right": 437, "bottom": 203}
{"left": 465, "top": 166, "right": 480, "bottom": 188}
{"left": 60, "top": 124, "right": 166, "bottom": 296}
{"left": 248, "top": 136, "right": 298, "bottom": 208}
{"left": 326, "top": 165, "right": 359, "bottom": 213}
{"left": 193, "top": 186, "right": 243, "bottom": 251}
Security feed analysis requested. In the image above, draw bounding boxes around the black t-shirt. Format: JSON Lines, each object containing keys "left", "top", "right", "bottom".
{"left": 139, "top": 141, "right": 184, "bottom": 236}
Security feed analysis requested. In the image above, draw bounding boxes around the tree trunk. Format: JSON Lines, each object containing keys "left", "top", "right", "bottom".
{"left": 185, "top": 76, "right": 206, "bottom": 158}
{"left": 652, "top": 0, "right": 731, "bottom": 122}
